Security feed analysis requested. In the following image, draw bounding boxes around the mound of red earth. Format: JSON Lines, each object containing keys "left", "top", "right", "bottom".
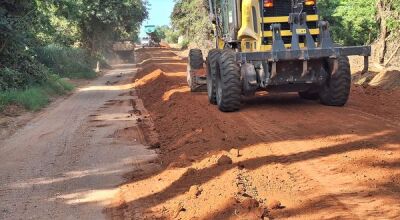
{"left": 133, "top": 49, "right": 258, "bottom": 167}
{"left": 107, "top": 48, "right": 400, "bottom": 220}
{"left": 353, "top": 69, "right": 400, "bottom": 89}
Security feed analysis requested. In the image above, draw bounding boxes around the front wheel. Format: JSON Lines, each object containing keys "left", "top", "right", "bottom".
{"left": 187, "top": 49, "right": 204, "bottom": 91}
{"left": 216, "top": 49, "right": 241, "bottom": 112}
{"left": 319, "top": 56, "right": 351, "bottom": 106}
{"left": 206, "top": 49, "right": 221, "bottom": 104}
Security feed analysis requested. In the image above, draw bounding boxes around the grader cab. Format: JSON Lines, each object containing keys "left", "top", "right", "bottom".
{"left": 187, "top": 0, "right": 371, "bottom": 112}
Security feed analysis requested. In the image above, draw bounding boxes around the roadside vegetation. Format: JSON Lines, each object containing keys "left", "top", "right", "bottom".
{"left": 165, "top": 0, "right": 211, "bottom": 49}
{"left": 0, "top": 0, "right": 148, "bottom": 112}
{"left": 0, "top": 76, "right": 73, "bottom": 111}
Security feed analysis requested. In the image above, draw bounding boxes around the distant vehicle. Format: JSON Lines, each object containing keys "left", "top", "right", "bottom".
{"left": 142, "top": 25, "right": 161, "bottom": 47}
{"left": 141, "top": 37, "right": 151, "bottom": 48}
{"left": 144, "top": 25, "right": 156, "bottom": 34}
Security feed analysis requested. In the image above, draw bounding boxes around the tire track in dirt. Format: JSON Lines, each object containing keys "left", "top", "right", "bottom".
{"left": 239, "top": 95, "right": 400, "bottom": 219}
{"left": 239, "top": 113, "right": 360, "bottom": 219}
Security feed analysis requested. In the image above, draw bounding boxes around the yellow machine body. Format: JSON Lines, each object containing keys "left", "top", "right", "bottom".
{"left": 232, "top": 0, "right": 320, "bottom": 52}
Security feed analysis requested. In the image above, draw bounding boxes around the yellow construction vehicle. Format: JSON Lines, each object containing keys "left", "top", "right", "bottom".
{"left": 187, "top": 0, "right": 371, "bottom": 112}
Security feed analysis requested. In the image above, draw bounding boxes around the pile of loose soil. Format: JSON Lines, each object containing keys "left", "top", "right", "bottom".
{"left": 353, "top": 69, "right": 400, "bottom": 90}
{"left": 107, "top": 48, "right": 273, "bottom": 219}
{"left": 133, "top": 49, "right": 257, "bottom": 167}
{"left": 369, "top": 69, "right": 400, "bottom": 89}
{"left": 349, "top": 85, "right": 400, "bottom": 122}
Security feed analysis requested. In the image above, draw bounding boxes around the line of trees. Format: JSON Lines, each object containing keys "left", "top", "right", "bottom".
{"left": 319, "top": 0, "right": 399, "bottom": 64}
{"left": 0, "top": 0, "right": 148, "bottom": 91}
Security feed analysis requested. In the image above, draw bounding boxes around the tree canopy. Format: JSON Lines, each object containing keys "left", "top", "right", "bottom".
{"left": 170, "top": 0, "right": 211, "bottom": 46}
{"left": 0, "top": 0, "right": 148, "bottom": 91}
{"left": 53, "top": 0, "right": 148, "bottom": 52}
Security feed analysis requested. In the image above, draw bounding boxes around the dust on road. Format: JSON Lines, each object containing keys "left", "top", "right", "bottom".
{"left": 107, "top": 48, "right": 400, "bottom": 219}
{"left": 0, "top": 63, "right": 156, "bottom": 219}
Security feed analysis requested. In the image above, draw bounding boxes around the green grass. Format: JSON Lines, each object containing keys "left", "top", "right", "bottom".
{"left": 65, "top": 71, "right": 97, "bottom": 79}
{"left": 0, "top": 45, "right": 100, "bottom": 112}
{"left": 36, "top": 44, "right": 98, "bottom": 79}
{"left": 0, "top": 45, "right": 99, "bottom": 112}
{"left": 0, "top": 76, "right": 74, "bottom": 112}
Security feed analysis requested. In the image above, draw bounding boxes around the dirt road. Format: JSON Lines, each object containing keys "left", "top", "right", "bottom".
{"left": 0, "top": 64, "right": 156, "bottom": 219}
{"left": 1, "top": 47, "right": 399, "bottom": 220}
{"left": 107, "top": 48, "right": 400, "bottom": 219}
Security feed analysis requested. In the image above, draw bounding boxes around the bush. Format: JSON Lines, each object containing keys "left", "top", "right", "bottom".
{"left": 12, "top": 88, "right": 49, "bottom": 111}
{"left": 179, "top": 38, "right": 190, "bottom": 49}
{"left": 171, "top": 0, "right": 213, "bottom": 48}
{"left": 165, "top": 29, "right": 180, "bottom": 43}
{"left": 0, "top": 75, "right": 74, "bottom": 111}
{"left": 0, "top": 57, "right": 51, "bottom": 91}
{"left": 0, "top": 68, "right": 27, "bottom": 91}
{"left": 36, "top": 44, "right": 97, "bottom": 79}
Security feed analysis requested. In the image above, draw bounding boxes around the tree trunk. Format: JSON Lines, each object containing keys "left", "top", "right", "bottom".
{"left": 385, "top": 44, "right": 400, "bottom": 66}
{"left": 377, "top": 0, "right": 388, "bottom": 64}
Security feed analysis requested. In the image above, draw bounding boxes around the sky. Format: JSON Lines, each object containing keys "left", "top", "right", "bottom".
{"left": 139, "top": 0, "right": 175, "bottom": 38}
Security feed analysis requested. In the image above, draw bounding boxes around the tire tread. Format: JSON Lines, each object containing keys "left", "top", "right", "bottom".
{"left": 206, "top": 49, "right": 220, "bottom": 104}
{"left": 217, "top": 50, "right": 241, "bottom": 112}
{"left": 319, "top": 56, "right": 351, "bottom": 106}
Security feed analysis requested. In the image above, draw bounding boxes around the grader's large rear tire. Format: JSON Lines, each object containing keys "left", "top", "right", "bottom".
{"left": 206, "top": 49, "right": 221, "bottom": 105}
{"left": 216, "top": 50, "right": 241, "bottom": 112}
{"left": 187, "top": 49, "right": 204, "bottom": 91}
{"left": 319, "top": 56, "right": 351, "bottom": 106}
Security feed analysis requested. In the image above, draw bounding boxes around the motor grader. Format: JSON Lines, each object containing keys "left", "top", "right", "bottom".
{"left": 187, "top": 0, "right": 371, "bottom": 112}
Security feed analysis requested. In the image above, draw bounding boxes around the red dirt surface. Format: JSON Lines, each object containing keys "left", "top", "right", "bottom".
{"left": 107, "top": 48, "right": 400, "bottom": 220}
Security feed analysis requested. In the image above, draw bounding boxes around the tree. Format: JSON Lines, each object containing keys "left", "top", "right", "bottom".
{"left": 0, "top": 0, "right": 52, "bottom": 89}
{"left": 54, "top": 0, "right": 148, "bottom": 54}
{"left": 318, "top": 0, "right": 378, "bottom": 46}
{"left": 171, "top": 0, "right": 212, "bottom": 47}
{"left": 0, "top": 0, "right": 149, "bottom": 90}
{"left": 376, "top": 0, "right": 400, "bottom": 64}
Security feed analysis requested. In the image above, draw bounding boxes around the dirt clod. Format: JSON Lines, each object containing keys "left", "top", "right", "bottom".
{"left": 174, "top": 203, "right": 186, "bottom": 218}
{"left": 178, "top": 153, "right": 188, "bottom": 161}
{"left": 217, "top": 155, "right": 233, "bottom": 166}
{"left": 188, "top": 185, "right": 202, "bottom": 198}
{"left": 267, "top": 199, "right": 282, "bottom": 210}
{"left": 230, "top": 148, "right": 241, "bottom": 157}
{"left": 241, "top": 198, "right": 260, "bottom": 210}
{"left": 184, "top": 168, "right": 196, "bottom": 176}
{"left": 238, "top": 163, "right": 245, "bottom": 170}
